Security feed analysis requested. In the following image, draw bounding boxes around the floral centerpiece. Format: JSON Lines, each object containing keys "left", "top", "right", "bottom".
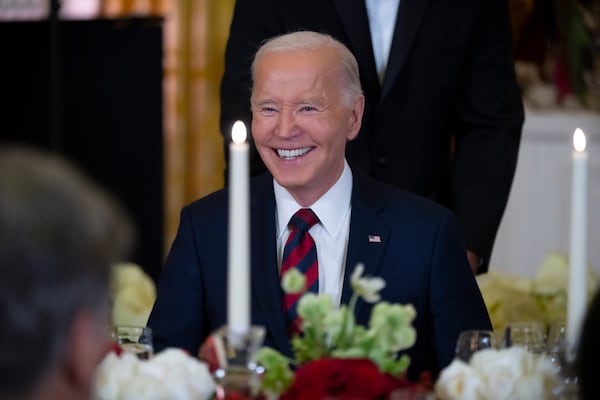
{"left": 477, "top": 252, "right": 597, "bottom": 330}
{"left": 256, "top": 264, "right": 428, "bottom": 399}
{"left": 434, "top": 347, "right": 560, "bottom": 400}
{"left": 111, "top": 262, "right": 156, "bottom": 327}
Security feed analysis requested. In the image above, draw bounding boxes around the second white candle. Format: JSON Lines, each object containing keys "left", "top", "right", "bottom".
{"left": 567, "top": 127, "right": 588, "bottom": 350}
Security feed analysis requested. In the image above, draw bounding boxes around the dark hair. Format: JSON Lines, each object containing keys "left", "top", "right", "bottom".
{"left": 0, "top": 146, "right": 134, "bottom": 397}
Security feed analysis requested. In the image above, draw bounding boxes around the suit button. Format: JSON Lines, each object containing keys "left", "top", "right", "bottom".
{"left": 377, "top": 157, "right": 388, "bottom": 166}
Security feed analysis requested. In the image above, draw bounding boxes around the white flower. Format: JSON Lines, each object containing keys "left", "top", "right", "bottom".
{"left": 473, "top": 347, "right": 558, "bottom": 399}
{"left": 152, "top": 349, "right": 216, "bottom": 400}
{"left": 350, "top": 263, "right": 385, "bottom": 303}
{"left": 118, "top": 375, "right": 169, "bottom": 400}
{"left": 93, "top": 348, "right": 216, "bottom": 400}
{"left": 93, "top": 352, "right": 139, "bottom": 400}
{"left": 472, "top": 348, "right": 526, "bottom": 399}
{"left": 435, "top": 347, "right": 560, "bottom": 400}
{"left": 434, "top": 359, "right": 486, "bottom": 400}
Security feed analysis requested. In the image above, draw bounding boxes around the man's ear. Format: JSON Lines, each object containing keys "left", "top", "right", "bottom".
{"left": 63, "top": 311, "right": 109, "bottom": 396}
{"left": 347, "top": 94, "right": 365, "bottom": 141}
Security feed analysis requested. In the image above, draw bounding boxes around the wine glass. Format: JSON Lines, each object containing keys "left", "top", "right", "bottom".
{"left": 545, "top": 321, "right": 580, "bottom": 399}
{"left": 111, "top": 325, "right": 154, "bottom": 359}
{"left": 546, "top": 321, "right": 567, "bottom": 365}
{"left": 455, "top": 329, "right": 498, "bottom": 362}
{"left": 503, "top": 321, "right": 546, "bottom": 354}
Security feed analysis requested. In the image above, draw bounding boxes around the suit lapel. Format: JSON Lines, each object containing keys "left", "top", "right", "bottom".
{"left": 381, "top": 0, "right": 431, "bottom": 100}
{"left": 341, "top": 171, "right": 390, "bottom": 318}
{"left": 333, "top": 0, "right": 380, "bottom": 97}
{"left": 249, "top": 174, "right": 292, "bottom": 356}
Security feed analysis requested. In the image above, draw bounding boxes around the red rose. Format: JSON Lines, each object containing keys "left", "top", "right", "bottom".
{"left": 105, "top": 341, "right": 123, "bottom": 356}
{"left": 281, "top": 358, "right": 419, "bottom": 400}
{"left": 198, "top": 335, "right": 222, "bottom": 373}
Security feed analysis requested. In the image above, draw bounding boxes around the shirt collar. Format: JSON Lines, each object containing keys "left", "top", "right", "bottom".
{"left": 274, "top": 160, "right": 353, "bottom": 239}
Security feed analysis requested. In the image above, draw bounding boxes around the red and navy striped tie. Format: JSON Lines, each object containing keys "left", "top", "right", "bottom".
{"left": 280, "top": 208, "right": 319, "bottom": 336}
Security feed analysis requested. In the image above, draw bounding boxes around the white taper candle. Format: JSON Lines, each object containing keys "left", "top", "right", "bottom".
{"left": 567, "top": 127, "right": 588, "bottom": 350}
{"left": 228, "top": 120, "right": 250, "bottom": 338}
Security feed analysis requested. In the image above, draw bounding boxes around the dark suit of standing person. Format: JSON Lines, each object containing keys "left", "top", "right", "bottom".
{"left": 0, "top": 146, "right": 134, "bottom": 400}
{"left": 148, "top": 31, "right": 492, "bottom": 380}
{"left": 219, "top": 0, "right": 525, "bottom": 274}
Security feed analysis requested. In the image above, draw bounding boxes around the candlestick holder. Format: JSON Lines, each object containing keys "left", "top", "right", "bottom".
{"left": 199, "top": 325, "right": 266, "bottom": 400}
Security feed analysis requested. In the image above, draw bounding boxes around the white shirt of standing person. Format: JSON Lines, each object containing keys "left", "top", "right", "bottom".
{"left": 365, "top": 0, "right": 401, "bottom": 84}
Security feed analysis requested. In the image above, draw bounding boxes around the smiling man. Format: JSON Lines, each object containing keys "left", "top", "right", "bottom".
{"left": 148, "top": 31, "right": 491, "bottom": 379}
{"left": 250, "top": 39, "right": 363, "bottom": 206}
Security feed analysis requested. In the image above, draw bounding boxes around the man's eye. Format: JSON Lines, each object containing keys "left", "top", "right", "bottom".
{"left": 301, "top": 106, "right": 317, "bottom": 112}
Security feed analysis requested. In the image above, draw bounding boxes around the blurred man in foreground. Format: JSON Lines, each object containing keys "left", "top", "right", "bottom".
{"left": 0, "top": 146, "right": 133, "bottom": 400}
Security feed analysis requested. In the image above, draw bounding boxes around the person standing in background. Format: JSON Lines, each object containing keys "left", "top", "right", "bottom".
{"left": 220, "top": 0, "right": 524, "bottom": 274}
{"left": 0, "top": 146, "right": 134, "bottom": 400}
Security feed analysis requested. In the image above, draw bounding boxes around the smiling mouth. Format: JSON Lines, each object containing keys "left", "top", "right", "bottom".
{"left": 276, "top": 147, "right": 314, "bottom": 160}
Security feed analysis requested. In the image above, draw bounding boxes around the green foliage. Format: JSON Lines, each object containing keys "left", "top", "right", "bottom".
{"left": 256, "top": 264, "right": 417, "bottom": 395}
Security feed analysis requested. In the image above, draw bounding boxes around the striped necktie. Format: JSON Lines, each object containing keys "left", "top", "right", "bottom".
{"left": 280, "top": 208, "right": 319, "bottom": 336}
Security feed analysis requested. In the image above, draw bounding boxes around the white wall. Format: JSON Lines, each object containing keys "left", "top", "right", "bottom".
{"left": 490, "top": 111, "right": 600, "bottom": 278}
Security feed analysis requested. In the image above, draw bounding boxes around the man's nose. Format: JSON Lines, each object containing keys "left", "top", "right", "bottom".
{"left": 275, "top": 109, "right": 298, "bottom": 138}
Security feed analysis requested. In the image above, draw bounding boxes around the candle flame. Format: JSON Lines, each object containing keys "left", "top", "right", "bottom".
{"left": 232, "top": 120, "right": 247, "bottom": 144}
{"left": 573, "top": 128, "right": 586, "bottom": 152}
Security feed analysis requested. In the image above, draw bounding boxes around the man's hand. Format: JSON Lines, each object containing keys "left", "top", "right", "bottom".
{"left": 466, "top": 250, "right": 482, "bottom": 275}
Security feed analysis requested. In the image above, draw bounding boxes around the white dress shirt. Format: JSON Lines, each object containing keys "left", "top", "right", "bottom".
{"left": 365, "top": 0, "right": 400, "bottom": 83}
{"left": 274, "top": 161, "right": 353, "bottom": 307}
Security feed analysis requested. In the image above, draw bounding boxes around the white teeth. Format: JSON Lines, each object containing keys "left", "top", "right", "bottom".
{"left": 277, "top": 147, "right": 312, "bottom": 159}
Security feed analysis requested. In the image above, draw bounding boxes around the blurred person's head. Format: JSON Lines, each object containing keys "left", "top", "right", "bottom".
{"left": 250, "top": 31, "right": 365, "bottom": 206}
{"left": 578, "top": 288, "right": 600, "bottom": 400}
{"left": 0, "top": 146, "right": 134, "bottom": 400}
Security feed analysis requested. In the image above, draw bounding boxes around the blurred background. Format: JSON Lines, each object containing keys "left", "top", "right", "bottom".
{"left": 0, "top": 0, "right": 599, "bottom": 283}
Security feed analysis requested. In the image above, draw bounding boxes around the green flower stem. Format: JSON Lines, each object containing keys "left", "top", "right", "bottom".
{"left": 333, "top": 293, "right": 358, "bottom": 349}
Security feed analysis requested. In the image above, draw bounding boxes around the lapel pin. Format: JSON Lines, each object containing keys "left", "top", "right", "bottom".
{"left": 368, "top": 235, "right": 381, "bottom": 243}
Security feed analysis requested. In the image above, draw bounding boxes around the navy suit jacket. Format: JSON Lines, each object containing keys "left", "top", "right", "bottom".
{"left": 148, "top": 168, "right": 491, "bottom": 379}
{"left": 220, "top": 0, "right": 524, "bottom": 272}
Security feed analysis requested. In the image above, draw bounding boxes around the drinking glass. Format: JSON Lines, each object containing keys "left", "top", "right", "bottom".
{"left": 503, "top": 321, "right": 546, "bottom": 354}
{"left": 455, "top": 329, "right": 498, "bottom": 362}
{"left": 111, "top": 325, "right": 154, "bottom": 359}
{"left": 545, "top": 321, "right": 579, "bottom": 399}
{"left": 546, "top": 321, "right": 567, "bottom": 365}
{"left": 199, "top": 325, "right": 266, "bottom": 399}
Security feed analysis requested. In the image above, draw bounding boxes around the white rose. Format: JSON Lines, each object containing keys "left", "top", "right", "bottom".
{"left": 93, "top": 352, "right": 139, "bottom": 400}
{"left": 119, "top": 375, "right": 169, "bottom": 400}
{"left": 513, "top": 375, "right": 546, "bottom": 399}
{"left": 470, "top": 348, "right": 530, "bottom": 399}
{"left": 156, "top": 349, "right": 216, "bottom": 399}
{"left": 435, "top": 359, "right": 486, "bottom": 400}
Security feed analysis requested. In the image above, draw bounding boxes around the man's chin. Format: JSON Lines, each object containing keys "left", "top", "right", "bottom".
{"left": 271, "top": 172, "right": 311, "bottom": 192}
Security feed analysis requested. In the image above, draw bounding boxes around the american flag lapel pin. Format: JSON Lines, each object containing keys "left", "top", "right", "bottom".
{"left": 368, "top": 235, "right": 381, "bottom": 243}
